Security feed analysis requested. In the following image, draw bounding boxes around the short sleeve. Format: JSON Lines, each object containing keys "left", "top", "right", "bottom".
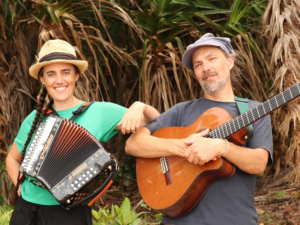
{"left": 98, "top": 102, "right": 127, "bottom": 142}
{"left": 146, "top": 105, "right": 179, "bottom": 133}
{"left": 247, "top": 101, "right": 273, "bottom": 166}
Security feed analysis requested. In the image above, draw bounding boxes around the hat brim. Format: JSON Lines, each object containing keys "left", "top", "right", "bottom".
{"left": 182, "top": 41, "right": 225, "bottom": 70}
{"left": 29, "top": 59, "right": 88, "bottom": 79}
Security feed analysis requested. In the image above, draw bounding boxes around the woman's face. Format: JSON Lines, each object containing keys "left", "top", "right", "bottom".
{"left": 39, "top": 62, "right": 79, "bottom": 104}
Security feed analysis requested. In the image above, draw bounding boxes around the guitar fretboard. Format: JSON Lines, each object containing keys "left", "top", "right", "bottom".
{"left": 207, "top": 83, "right": 300, "bottom": 139}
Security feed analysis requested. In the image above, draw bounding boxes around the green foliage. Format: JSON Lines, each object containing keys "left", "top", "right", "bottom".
{"left": 274, "top": 191, "right": 286, "bottom": 197}
{"left": 92, "top": 197, "right": 148, "bottom": 225}
{"left": 116, "top": 158, "right": 136, "bottom": 187}
{"left": 0, "top": 197, "right": 13, "bottom": 225}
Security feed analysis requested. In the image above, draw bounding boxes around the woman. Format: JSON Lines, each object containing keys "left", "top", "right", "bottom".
{"left": 6, "top": 39, "right": 159, "bottom": 225}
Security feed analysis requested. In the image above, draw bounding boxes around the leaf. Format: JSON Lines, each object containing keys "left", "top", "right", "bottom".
{"left": 46, "top": 6, "right": 59, "bottom": 25}
{"left": 15, "top": 0, "right": 45, "bottom": 25}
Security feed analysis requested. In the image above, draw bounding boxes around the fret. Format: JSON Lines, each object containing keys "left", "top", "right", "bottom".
{"left": 262, "top": 104, "right": 266, "bottom": 115}
{"left": 275, "top": 97, "right": 279, "bottom": 107}
{"left": 232, "top": 119, "right": 237, "bottom": 132}
{"left": 283, "top": 90, "right": 292, "bottom": 102}
{"left": 256, "top": 106, "right": 260, "bottom": 118}
{"left": 223, "top": 125, "right": 228, "bottom": 137}
{"left": 268, "top": 100, "right": 272, "bottom": 112}
{"left": 282, "top": 92, "right": 286, "bottom": 103}
{"left": 221, "top": 127, "right": 225, "bottom": 138}
{"left": 263, "top": 101, "right": 270, "bottom": 114}
{"left": 216, "top": 128, "right": 221, "bottom": 138}
{"left": 269, "top": 97, "right": 277, "bottom": 111}
{"left": 289, "top": 88, "right": 293, "bottom": 99}
{"left": 245, "top": 112, "right": 250, "bottom": 125}
{"left": 297, "top": 83, "right": 300, "bottom": 94}
{"left": 228, "top": 121, "right": 233, "bottom": 134}
{"left": 241, "top": 115, "right": 245, "bottom": 127}
{"left": 236, "top": 118, "right": 241, "bottom": 130}
{"left": 251, "top": 109, "right": 255, "bottom": 122}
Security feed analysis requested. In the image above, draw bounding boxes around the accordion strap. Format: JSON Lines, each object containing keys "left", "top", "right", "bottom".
{"left": 45, "top": 102, "right": 95, "bottom": 121}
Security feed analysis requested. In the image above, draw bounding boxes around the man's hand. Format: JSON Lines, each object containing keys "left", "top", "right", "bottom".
{"left": 183, "top": 129, "right": 225, "bottom": 165}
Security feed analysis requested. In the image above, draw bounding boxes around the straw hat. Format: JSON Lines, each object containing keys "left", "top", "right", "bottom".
{"left": 29, "top": 39, "right": 88, "bottom": 79}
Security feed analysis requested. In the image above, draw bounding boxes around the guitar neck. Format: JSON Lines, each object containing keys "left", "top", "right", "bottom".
{"left": 207, "top": 83, "right": 300, "bottom": 139}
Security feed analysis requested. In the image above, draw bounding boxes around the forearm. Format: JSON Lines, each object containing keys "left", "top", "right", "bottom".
{"left": 6, "top": 156, "right": 21, "bottom": 186}
{"left": 141, "top": 104, "right": 160, "bottom": 126}
{"left": 224, "top": 142, "right": 269, "bottom": 174}
{"left": 6, "top": 142, "right": 23, "bottom": 186}
{"left": 125, "top": 128, "right": 185, "bottom": 158}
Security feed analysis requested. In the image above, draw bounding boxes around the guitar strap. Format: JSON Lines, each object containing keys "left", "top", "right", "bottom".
{"left": 235, "top": 96, "right": 253, "bottom": 130}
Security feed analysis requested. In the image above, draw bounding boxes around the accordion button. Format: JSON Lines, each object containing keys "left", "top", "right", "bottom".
{"left": 79, "top": 178, "right": 82, "bottom": 181}
{"left": 86, "top": 178, "right": 88, "bottom": 181}
{"left": 83, "top": 174, "right": 86, "bottom": 177}
{"left": 89, "top": 175, "right": 92, "bottom": 177}
{"left": 74, "top": 188, "right": 76, "bottom": 191}
{"left": 87, "top": 171, "right": 90, "bottom": 174}
{"left": 71, "top": 184, "right": 74, "bottom": 187}
{"left": 90, "top": 168, "right": 93, "bottom": 170}
{"left": 82, "top": 181, "right": 85, "bottom": 184}
{"left": 75, "top": 181, "right": 78, "bottom": 184}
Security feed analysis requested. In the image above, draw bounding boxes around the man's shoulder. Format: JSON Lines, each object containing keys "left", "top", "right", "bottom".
{"left": 174, "top": 98, "right": 203, "bottom": 108}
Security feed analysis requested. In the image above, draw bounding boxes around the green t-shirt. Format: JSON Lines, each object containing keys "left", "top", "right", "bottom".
{"left": 14, "top": 101, "right": 127, "bottom": 205}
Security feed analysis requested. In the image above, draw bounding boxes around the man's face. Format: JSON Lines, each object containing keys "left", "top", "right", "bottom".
{"left": 192, "top": 46, "right": 234, "bottom": 93}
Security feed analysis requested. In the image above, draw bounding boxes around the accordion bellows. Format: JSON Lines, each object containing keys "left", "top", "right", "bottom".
{"left": 19, "top": 116, "right": 117, "bottom": 208}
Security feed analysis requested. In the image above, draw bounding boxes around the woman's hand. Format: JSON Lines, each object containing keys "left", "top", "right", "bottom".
{"left": 17, "top": 184, "right": 21, "bottom": 196}
{"left": 116, "top": 102, "right": 146, "bottom": 134}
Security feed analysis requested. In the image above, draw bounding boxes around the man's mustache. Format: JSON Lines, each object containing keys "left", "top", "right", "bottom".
{"left": 202, "top": 71, "right": 218, "bottom": 81}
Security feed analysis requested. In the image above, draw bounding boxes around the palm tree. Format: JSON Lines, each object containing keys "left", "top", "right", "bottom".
{"left": 262, "top": 0, "right": 300, "bottom": 182}
{"left": 0, "top": 0, "right": 140, "bottom": 204}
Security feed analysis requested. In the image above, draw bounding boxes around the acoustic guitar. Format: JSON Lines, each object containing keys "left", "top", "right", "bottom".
{"left": 136, "top": 83, "right": 300, "bottom": 218}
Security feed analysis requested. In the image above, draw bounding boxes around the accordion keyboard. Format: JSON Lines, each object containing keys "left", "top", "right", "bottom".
{"left": 20, "top": 116, "right": 58, "bottom": 175}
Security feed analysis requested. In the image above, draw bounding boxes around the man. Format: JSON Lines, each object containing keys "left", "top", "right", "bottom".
{"left": 125, "top": 33, "right": 273, "bottom": 225}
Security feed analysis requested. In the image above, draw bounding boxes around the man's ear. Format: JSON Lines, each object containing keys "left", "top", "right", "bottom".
{"left": 227, "top": 55, "right": 234, "bottom": 70}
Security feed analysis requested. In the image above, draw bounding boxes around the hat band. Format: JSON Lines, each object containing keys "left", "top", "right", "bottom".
{"left": 39, "top": 52, "right": 77, "bottom": 63}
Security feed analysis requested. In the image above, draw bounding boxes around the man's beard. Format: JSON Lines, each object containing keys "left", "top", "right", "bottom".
{"left": 200, "top": 72, "right": 229, "bottom": 92}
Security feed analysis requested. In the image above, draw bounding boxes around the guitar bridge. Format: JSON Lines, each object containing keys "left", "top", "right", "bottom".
{"left": 160, "top": 157, "right": 172, "bottom": 186}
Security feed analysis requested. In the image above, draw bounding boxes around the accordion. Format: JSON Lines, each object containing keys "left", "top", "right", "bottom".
{"left": 19, "top": 115, "right": 118, "bottom": 209}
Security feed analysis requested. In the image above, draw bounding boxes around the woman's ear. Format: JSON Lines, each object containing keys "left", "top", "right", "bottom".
{"left": 75, "top": 73, "right": 80, "bottom": 82}
{"left": 39, "top": 76, "right": 45, "bottom": 86}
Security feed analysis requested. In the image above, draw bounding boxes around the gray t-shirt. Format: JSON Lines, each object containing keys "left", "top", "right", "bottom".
{"left": 145, "top": 97, "right": 273, "bottom": 225}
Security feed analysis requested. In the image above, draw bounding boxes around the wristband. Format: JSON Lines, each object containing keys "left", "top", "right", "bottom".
{"left": 223, "top": 139, "right": 229, "bottom": 157}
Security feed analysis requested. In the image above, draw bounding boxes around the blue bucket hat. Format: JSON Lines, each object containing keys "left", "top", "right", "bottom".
{"left": 182, "top": 33, "right": 235, "bottom": 70}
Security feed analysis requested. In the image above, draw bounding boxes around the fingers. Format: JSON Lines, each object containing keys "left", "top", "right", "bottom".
{"left": 197, "top": 128, "right": 209, "bottom": 137}
{"left": 120, "top": 117, "right": 142, "bottom": 134}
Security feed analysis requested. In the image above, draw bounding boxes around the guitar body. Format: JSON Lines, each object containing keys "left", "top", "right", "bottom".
{"left": 136, "top": 107, "right": 250, "bottom": 218}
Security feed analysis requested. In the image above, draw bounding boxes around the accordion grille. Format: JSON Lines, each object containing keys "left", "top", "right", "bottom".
{"left": 37, "top": 119, "right": 103, "bottom": 188}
